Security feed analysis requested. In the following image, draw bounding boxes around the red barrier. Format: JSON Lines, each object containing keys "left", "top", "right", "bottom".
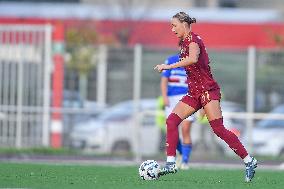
{"left": 51, "top": 23, "right": 64, "bottom": 148}
{"left": 0, "top": 17, "right": 283, "bottom": 49}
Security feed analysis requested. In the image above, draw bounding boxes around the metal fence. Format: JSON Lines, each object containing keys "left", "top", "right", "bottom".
{"left": 1, "top": 24, "right": 284, "bottom": 159}
{"left": 64, "top": 46, "right": 284, "bottom": 110}
{"left": 64, "top": 45, "right": 284, "bottom": 159}
{"left": 0, "top": 24, "right": 52, "bottom": 148}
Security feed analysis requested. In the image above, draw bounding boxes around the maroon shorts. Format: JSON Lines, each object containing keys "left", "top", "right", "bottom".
{"left": 180, "top": 88, "right": 221, "bottom": 111}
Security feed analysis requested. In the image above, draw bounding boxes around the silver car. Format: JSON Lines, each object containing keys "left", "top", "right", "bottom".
{"left": 70, "top": 99, "right": 161, "bottom": 156}
{"left": 251, "top": 104, "right": 284, "bottom": 156}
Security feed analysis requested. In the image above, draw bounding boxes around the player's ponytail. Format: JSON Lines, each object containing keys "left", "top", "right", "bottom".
{"left": 190, "top": 17, "right": 196, "bottom": 24}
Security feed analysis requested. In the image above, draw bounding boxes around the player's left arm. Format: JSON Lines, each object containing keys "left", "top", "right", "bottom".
{"left": 154, "top": 42, "right": 200, "bottom": 72}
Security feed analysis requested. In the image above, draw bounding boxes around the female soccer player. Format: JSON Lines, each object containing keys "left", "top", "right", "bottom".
{"left": 161, "top": 53, "right": 195, "bottom": 170}
{"left": 154, "top": 12, "right": 257, "bottom": 182}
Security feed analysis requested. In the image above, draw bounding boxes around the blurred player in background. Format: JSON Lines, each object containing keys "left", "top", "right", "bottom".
{"left": 160, "top": 53, "right": 195, "bottom": 170}
{"left": 154, "top": 12, "right": 257, "bottom": 182}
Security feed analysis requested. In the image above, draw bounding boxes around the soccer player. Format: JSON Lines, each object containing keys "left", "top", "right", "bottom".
{"left": 154, "top": 12, "right": 257, "bottom": 182}
{"left": 161, "top": 53, "right": 195, "bottom": 170}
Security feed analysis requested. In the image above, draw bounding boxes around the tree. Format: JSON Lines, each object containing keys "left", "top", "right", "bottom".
{"left": 65, "top": 23, "right": 98, "bottom": 101}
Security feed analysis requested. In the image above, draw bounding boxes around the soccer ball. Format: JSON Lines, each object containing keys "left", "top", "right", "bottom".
{"left": 139, "top": 160, "right": 160, "bottom": 180}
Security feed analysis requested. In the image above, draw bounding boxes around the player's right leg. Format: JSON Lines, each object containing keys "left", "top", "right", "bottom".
{"left": 159, "top": 95, "right": 200, "bottom": 176}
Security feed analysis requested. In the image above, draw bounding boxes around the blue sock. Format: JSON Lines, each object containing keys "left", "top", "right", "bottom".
{"left": 182, "top": 144, "right": 192, "bottom": 163}
{"left": 176, "top": 139, "right": 182, "bottom": 155}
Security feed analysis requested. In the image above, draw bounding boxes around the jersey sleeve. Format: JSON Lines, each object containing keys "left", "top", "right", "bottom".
{"left": 189, "top": 34, "right": 201, "bottom": 46}
{"left": 187, "top": 34, "right": 201, "bottom": 56}
{"left": 161, "top": 69, "right": 170, "bottom": 78}
{"left": 161, "top": 59, "right": 170, "bottom": 78}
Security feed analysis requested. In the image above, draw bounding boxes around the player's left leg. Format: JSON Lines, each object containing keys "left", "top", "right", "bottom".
{"left": 202, "top": 90, "right": 257, "bottom": 182}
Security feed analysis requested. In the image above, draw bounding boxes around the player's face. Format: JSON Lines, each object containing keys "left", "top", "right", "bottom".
{"left": 171, "top": 18, "right": 185, "bottom": 39}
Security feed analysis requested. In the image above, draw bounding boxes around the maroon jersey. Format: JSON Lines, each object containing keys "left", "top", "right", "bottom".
{"left": 180, "top": 32, "right": 220, "bottom": 97}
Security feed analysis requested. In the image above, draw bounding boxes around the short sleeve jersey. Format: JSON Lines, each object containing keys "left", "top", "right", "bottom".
{"left": 161, "top": 54, "right": 188, "bottom": 96}
{"left": 179, "top": 32, "right": 220, "bottom": 96}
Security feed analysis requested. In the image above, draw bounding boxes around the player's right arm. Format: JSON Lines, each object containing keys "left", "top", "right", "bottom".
{"left": 154, "top": 43, "right": 200, "bottom": 72}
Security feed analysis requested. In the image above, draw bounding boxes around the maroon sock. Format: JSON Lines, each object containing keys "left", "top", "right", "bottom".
{"left": 209, "top": 118, "right": 248, "bottom": 159}
{"left": 166, "top": 113, "right": 182, "bottom": 156}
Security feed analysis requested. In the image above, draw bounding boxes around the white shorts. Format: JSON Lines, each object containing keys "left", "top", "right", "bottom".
{"left": 165, "top": 94, "right": 195, "bottom": 122}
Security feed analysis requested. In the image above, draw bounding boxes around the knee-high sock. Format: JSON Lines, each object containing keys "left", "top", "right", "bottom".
{"left": 209, "top": 118, "right": 248, "bottom": 159}
{"left": 166, "top": 113, "right": 182, "bottom": 156}
{"left": 182, "top": 144, "right": 192, "bottom": 163}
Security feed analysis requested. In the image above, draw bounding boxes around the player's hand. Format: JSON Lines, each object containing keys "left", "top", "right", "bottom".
{"left": 163, "top": 97, "right": 170, "bottom": 107}
{"left": 154, "top": 64, "right": 170, "bottom": 73}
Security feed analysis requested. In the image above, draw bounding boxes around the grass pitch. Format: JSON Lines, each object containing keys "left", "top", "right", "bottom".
{"left": 0, "top": 162, "right": 283, "bottom": 189}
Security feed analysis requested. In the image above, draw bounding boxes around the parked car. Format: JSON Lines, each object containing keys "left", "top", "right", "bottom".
{"left": 250, "top": 104, "right": 284, "bottom": 156}
{"left": 70, "top": 99, "right": 161, "bottom": 156}
{"left": 70, "top": 99, "right": 249, "bottom": 156}
{"left": 60, "top": 90, "right": 104, "bottom": 147}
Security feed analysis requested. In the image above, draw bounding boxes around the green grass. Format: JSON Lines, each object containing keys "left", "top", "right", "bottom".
{"left": 0, "top": 147, "right": 80, "bottom": 155}
{"left": 0, "top": 162, "right": 283, "bottom": 189}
